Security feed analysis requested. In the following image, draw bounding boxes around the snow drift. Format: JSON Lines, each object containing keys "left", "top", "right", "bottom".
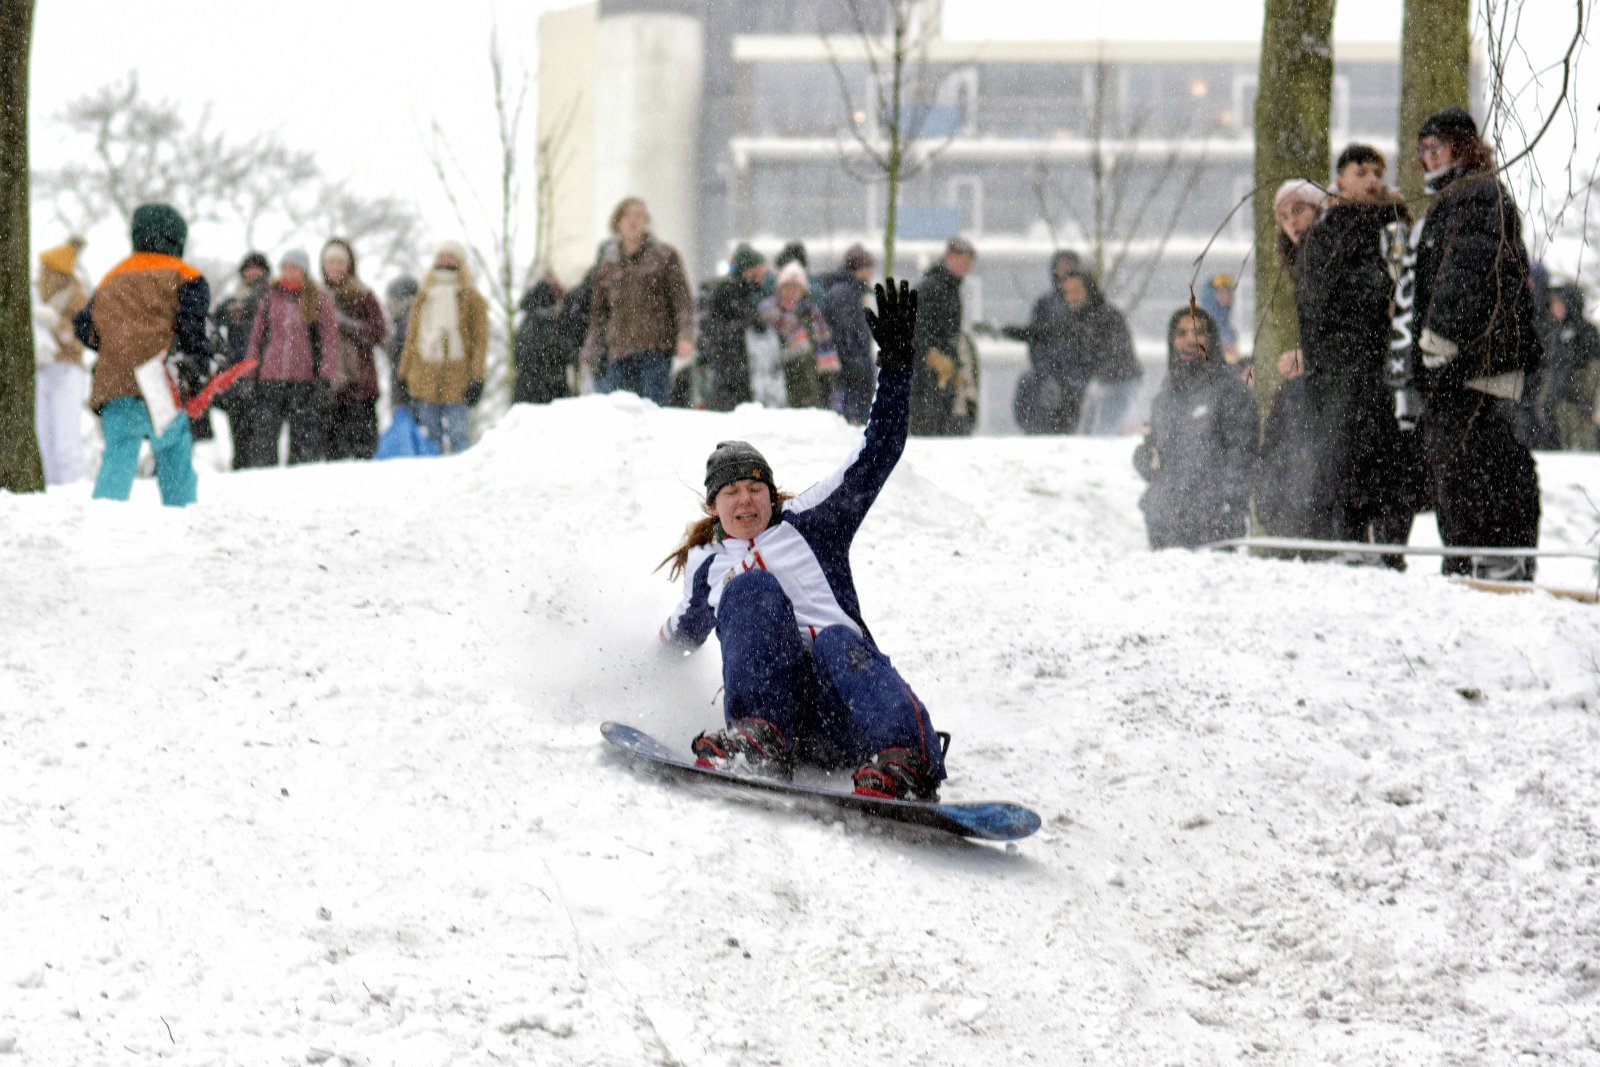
{"left": 3, "top": 393, "right": 1598, "bottom": 1066}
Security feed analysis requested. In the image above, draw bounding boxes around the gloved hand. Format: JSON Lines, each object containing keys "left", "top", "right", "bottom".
{"left": 463, "top": 379, "right": 484, "bottom": 407}
{"left": 1419, "top": 328, "right": 1459, "bottom": 369}
{"left": 171, "top": 350, "right": 208, "bottom": 399}
{"left": 395, "top": 378, "right": 411, "bottom": 405}
{"left": 865, "top": 277, "right": 917, "bottom": 373}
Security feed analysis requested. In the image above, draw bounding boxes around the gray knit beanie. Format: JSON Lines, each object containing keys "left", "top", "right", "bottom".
{"left": 705, "top": 440, "right": 776, "bottom": 503}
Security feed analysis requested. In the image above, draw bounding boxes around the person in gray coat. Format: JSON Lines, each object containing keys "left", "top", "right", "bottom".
{"left": 1133, "top": 306, "right": 1259, "bottom": 549}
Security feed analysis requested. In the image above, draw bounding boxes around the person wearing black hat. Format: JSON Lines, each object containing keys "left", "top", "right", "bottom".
{"left": 658, "top": 280, "right": 947, "bottom": 801}
{"left": 209, "top": 251, "right": 273, "bottom": 468}
{"left": 819, "top": 243, "right": 878, "bottom": 424}
{"left": 1396, "top": 106, "right": 1542, "bottom": 579}
{"left": 72, "top": 203, "right": 211, "bottom": 506}
{"left": 910, "top": 236, "right": 977, "bottom": 435}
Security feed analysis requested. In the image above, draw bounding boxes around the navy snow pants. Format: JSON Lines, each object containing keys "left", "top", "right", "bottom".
{"left": 716, "top": 570, "right": 946, "bottom": 779}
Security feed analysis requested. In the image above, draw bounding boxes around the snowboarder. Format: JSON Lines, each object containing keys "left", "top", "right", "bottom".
{"left": 657, "top": 279, "right": 946, "bottom": 801}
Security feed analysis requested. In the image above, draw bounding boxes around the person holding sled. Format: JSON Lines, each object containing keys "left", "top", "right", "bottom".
{"left": 658, "top": 279, "right": 946, "bottom": 801}
{"left": 73, "top": 203, "right": 211, "bottom": 507}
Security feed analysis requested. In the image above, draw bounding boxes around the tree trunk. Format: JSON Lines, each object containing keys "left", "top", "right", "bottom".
{"left": 881, "top": 4, "right": 906, "bottom": 279}
{"left": 1252, "top": 0, "right": 1335, "bottom": 420}
{"left": 1397, "top": 0, "right": 1471, "bottom": 204}
{"left": 0, "top": 1, "right": 43, "bottom": 494}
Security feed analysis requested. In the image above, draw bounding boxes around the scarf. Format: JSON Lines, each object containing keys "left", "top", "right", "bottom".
{"left": 417, "top": 275, "right": 465, "bottom": 363}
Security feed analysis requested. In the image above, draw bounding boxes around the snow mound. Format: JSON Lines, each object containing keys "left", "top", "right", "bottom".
{"left": 3, "top": 397, "right": 1598, "bottom": 1065}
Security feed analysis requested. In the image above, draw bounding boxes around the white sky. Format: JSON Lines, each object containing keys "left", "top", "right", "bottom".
{"left": 27, "top": 1, "right": 1599, "bottom": 279}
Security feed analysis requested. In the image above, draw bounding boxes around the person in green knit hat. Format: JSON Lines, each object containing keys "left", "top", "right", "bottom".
{"left": 73, "top": 203, "right": 212, "bottom": 506}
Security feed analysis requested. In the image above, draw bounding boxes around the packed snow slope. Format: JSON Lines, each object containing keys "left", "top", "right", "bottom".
{"left": 4, "top": 394, "right": 1599, "bottom": 1067}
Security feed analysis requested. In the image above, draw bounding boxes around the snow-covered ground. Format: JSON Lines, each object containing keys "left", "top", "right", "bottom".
{"left": 3, "top": 396, "right": 1599, "bottom": 1066}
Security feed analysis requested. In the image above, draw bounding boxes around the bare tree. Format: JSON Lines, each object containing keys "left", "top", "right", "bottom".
{"left": 822, "top": 0, "right": 946, "bottom": 276}
{"left": 0, "top": 0, "right": 43, "bottom": 493}
{"left": 1030, "top": 56, "right": 1216, "bottom": 320}
{"left": 1252, "top": 0, "right": 1335, "bottom": 416}
{"left": 424, "top": 28, "right": 533, "bottom": 419}
{"left": 35, "top": 74, "right": 319, "bottom": 239}
{"left": 33, "top": 73, "right": 423, "bottom": 273}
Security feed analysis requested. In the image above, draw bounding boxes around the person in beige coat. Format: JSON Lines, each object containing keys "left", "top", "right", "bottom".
{"left": 397, "top": 241, "right": 490, "bottom": 453}
{"left": 33, "top": 236, "right": 91, "bottom": 484}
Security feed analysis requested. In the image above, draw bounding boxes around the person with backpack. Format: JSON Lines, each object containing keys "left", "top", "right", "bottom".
{"left": 658, "top": 279, "right": 947, "bottom": 801}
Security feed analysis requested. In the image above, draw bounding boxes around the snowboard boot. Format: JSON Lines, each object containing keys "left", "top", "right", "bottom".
{"left": 852, "top": 747, "right": 939, "bottom": 801}
{"left": 691, "top": 717, "right": 791, "bottom": 776}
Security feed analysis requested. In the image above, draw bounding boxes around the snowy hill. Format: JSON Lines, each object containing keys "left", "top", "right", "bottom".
{"left": 3, "top": 395, "right": 1599, "bottom": 1066}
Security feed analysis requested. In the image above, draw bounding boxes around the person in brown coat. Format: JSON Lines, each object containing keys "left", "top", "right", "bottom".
{"left": 579, "top": 197, "right": 694, "bottom": 405}
{"left": 320, "top": 238, "right": 387, "bottom": 460}
{"left": 72, "top": 203, "right": 210, "bottom": 506}
{"left": 397, "top": 241, "right": 490, "bottom": 453}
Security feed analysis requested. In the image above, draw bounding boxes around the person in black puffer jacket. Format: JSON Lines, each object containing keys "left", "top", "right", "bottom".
{"left": 513, "top": 276, "right": 576, "bottom": 404}
{"left": 1133, "top": 307, "right": 1259, "bottom": 549}
{"left": 1009, "top": 268, "right": 1135, "bottom": 435}
{"left": 1296, "top": 144, "right": 1429, "bottom": 563}
{"left": 1401, "top": 107, "right": 1543, "bottom": 579}
{"left": 1532, "top": 284, "right": 1600, "bottom": 451}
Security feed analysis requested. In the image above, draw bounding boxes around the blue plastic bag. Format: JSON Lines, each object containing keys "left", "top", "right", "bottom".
{"left": 375, "top": 405, "right": 443, "bottom": 460}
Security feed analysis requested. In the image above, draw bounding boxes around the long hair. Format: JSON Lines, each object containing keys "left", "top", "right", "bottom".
{"left": 1445, "top": 135, "right": 1495, "bottom": 175}
{"left": 658, "top": 489, "right": 794, "bottom": 581}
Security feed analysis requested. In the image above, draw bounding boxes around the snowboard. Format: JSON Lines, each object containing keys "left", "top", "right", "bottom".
{"left": 601, "top": 721, "right": 1041, "bottom": 842}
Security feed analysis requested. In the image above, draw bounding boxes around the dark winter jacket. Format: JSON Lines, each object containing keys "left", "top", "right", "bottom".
{"left": 1296, "top": 200, "right": 1409, "bottom": 389}
{"left": 513, "top": 281, "right": 575, "bottom": 404}
{"left": 698, "top": 273, "right": 766, "bottom": 411}
{"left": 1007, "top": 274, "right": 1137, "bottom": 385}
{"left": 1134, "top": 320, "right": 1258, "bottom": 549}
{"left": 212, "top": 277, "right": 270, "bottom": 369}
{"left": 912, "top": 262, "right": 963, "bottom": 361}
{"left": 909, "top": 262, "right": 965, "bottom": 434}
{"left": 1538, "top": 286, "right": 1600, "bottom": 407}
{"left": 820, "top": 273, "right": 875, "bottom": 422}
{"left": 1412, "top": 167, "right": 1543, "bottom": 392}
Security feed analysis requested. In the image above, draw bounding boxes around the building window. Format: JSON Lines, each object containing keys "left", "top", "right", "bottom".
{"left": 939, "top": 67, "right": 980, "bottom": 136}
{"left": 948, "top": 175, "right": 984, "bottom": 234}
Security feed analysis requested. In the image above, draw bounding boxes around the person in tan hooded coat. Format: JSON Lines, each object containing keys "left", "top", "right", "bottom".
{"left": 397, "top": 240, "right": 489, "bottom": 453}
{"left": 33, "top": 236, "right": 91, "bottom": 484}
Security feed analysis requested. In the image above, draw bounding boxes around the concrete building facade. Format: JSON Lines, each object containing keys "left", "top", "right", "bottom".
{"left": 537, "top": 0, "right": 1404, "bottom": 348}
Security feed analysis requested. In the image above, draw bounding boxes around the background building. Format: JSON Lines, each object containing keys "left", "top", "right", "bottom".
{"left": 538, "top": 0, "right": 1406, "bottom": 412}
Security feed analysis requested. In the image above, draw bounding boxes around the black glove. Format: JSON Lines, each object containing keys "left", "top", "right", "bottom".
{"left": 395, "top": 379, "right": 411, "bottom": 405}
{"left": 463, "top": 379, "right": 484, "bottom": 407}
{"left": 172, "top": 351, "right": 208, "bottom": 399}
{"left": 865, "top": 277, "right": 917, "bottom": 373}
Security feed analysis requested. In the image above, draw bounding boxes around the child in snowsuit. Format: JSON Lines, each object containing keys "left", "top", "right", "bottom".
{"left": 1134, "top": 307, "right": 1259, "bottom": 549}
{"left": 658, "top": 280, "right": 945, "bottom": 801}
{"left": 73, "top": 203, "right": 210, "bottom": 507}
